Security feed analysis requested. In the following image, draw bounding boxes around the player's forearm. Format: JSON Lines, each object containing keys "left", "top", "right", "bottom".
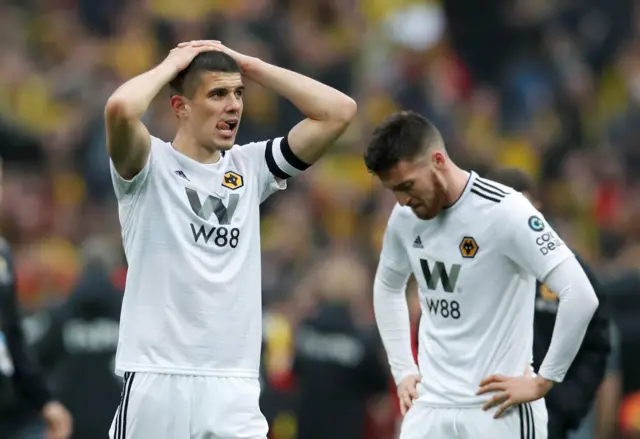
{"left": 538, "top": 257, "right": 599, "bottom": 383}
{"left": 243, "top": 60, "right": 356, "bottom": 123}
{"left": 106, "top": 63, "right": 177, "bottom": 121}
{"left": 373, "top": 268, "right": 419, "bottom": 385}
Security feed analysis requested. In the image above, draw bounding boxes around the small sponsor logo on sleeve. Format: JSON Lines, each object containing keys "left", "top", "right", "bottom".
{"left": 528, "top": 216, "right": 545, "bottom": 232}
{"left": 528, "top": 215, "right": 564, "bottom": 255}
{"left": 535, "top": 230, "right": 565, "bottom": 255}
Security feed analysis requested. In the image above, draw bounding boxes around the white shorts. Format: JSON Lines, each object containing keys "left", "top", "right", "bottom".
{"left": 108, "top": 372, "right": 268, "bottom": 439}
{"left": 400, "top": 399, "right": 548, "bottom": 439}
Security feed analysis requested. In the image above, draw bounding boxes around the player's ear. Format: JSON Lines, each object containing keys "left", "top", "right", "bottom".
{"left": 431, "top": 151, "right": 446, "bottom": 169}
{"left": 170, "top": 95, "right": 189, "bottom": 118}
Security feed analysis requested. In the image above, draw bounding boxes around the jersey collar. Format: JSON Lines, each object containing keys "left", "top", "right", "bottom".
{"left": 442, "top": 171, "right": 475, "bottom": 212}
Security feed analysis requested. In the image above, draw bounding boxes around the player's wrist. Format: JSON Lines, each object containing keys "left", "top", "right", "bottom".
{"left": 156, "top": 60, "right": 182, "bottom": 81}
{"left": 394, "top": 367, "right": 420, "bottom": 385}
{"left": 533, "top": 375, "right": 554, "bottom": 395}
{"left": 240, "top": 57, "right": 268, "bottom": 80}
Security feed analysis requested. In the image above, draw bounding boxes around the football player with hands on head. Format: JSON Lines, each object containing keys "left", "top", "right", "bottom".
{"left": 104, "top": 40, "right": 356, "bottom": 439}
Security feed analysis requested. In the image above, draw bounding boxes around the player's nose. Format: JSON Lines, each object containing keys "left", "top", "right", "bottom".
{"left": 226, "top": 95, "right": 242, "bottom": 112}
{"left": 395, "top": 192, "right": 411, "bottom": 207}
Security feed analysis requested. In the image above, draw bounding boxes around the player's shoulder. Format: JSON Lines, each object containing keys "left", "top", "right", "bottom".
{"left": 387, "top": 203, "right": 417, "bottom": 229}
{"left": 468, "top": 176, "right": 546, "bottom": 239}
{"left": 467, "top": 175, "right": 533, "bottom": 215}
{"left": 145, "top": 135, "right": 173, "bottom": 162}
{"left": 228, "top": 137, "right": 284, "bottom": 161}
{"left": 147, "top": 134, "right": 168, "bottom": 147}
{"left": 468, "top": 175, "right": 516, "bottom": 206}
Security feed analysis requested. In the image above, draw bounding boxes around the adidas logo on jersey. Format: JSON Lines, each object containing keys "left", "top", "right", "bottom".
{"left": 174, "top": 170, "right": 189, "bottom": 181}
{"left": 413, "top": 236, "right": 423, "bottom": 249}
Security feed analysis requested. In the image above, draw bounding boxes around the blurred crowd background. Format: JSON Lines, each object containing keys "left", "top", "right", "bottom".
{"left": 2, "top": 0, "right": 640, "bottom": 438}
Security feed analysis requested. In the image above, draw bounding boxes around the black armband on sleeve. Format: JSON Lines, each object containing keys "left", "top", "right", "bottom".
{"left": 264, "top": 136, "right": 311, "bottom": 179}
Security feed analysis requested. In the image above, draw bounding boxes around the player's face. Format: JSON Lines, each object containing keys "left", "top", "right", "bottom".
{"left": 176, "top": 71, "right": 244, "bottom": 150}
{"left": 379, "top": 155, "right": 449, "bottom": 220}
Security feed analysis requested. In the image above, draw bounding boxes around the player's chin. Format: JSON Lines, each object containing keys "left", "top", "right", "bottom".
{"left": 412, "top": 205, "right": 438, "bottom": 220}
{"left": 213, "top": 132, "right": 237, "bottom": 150}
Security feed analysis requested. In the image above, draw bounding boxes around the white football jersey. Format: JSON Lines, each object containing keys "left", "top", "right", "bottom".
{"left": 110, "top": 135, "right": 295, "bottom": 378}
{"left": 379, "top": 171, "right": 573, "bottom": 406}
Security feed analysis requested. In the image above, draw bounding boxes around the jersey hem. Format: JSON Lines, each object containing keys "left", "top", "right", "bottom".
{"left": 115, "top": 364, "right": 259, "bottom": 379}
{"left": 414, "top": 400, "right": 492, "bottom": 409}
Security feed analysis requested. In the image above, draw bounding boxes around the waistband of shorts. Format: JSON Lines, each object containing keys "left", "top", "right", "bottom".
{"left": 115, "top": 363, "right": 259, "bottom": 379}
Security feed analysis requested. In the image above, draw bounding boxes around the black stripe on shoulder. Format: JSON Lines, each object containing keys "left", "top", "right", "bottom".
{"left": 280, "top": 135, "right": 311, "bottom": 171}
{"left": 471, "top": 181, "right": 507, "bottom": 200}
{"left": 475, "top": 178, "right": 510, "bottom": 196}
{"left": 470, "top": 188, "right": 502, "bottom": 203}
{"left": 264, "top": 139, "right": 291, "bottom": 180}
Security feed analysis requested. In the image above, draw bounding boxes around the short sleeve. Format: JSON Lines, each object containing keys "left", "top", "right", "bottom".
{"left": 109, "top": 134, "right": 155, "bottom": 202}
{"left": 498, "top": 193, "right": 574, "bottom": 280}
{"left": 237, "top": 137, "right": 289, "bottom": 203}
{"left": 379, "top": 208, "right": 412, "bottom": 276}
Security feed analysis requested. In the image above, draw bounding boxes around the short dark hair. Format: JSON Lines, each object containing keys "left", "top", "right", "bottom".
{"left": 485, "top": 167, "right": 538, "bottom": 200}
{"left": 363, "top": 111, "right": 444, "bottom": 175}
{"left": 169, "top": 51, "right": 241, "bottom": 98}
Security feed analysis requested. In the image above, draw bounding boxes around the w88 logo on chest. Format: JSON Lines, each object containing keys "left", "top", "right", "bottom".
{"left": 419, "top": 258, "right": 463, "bottom": 320}
{"left": 186, "top": 188, "right": 242, "bottom": 249}
{"left": 424, "top": 297, "right": 461, "bottom": 320}
{"left": 190, "top": 224, "right": 241, "bottom": 248}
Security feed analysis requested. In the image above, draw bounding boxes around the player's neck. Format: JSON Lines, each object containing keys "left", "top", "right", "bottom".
{"left": 172, "top": 131, "right": 222, "bottom": 165}
{"left": 445, "top": 166, "right": 471, "bottom": 206}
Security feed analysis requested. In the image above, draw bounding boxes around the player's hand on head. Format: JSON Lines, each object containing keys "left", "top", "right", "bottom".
{"left": 397, "top": 374, "right": 421, "bottom": 416}
{"left": 476, "top": 369, "right": 553, "bottom": 419}
{"left": 177, "top": 40, "right": 257, "bottom": 72}
{"left": 163, "top": 41, "right": 222, "bottom": 74}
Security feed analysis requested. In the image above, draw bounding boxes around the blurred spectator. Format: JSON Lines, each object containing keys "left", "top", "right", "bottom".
{"left": 569, "top": 323, "right": 622, "bottom": 439}
{"left": 27, "top": 237, "right": 123, "bottom": 439}
{"left": 292, "top": 252, "right": 389, "bottom": 439}
{"left": 0, "top": 175, "right": 72, "bottom": 439}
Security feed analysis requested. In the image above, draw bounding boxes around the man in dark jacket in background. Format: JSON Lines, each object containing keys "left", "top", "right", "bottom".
{"left": 0, "top": 234, "right": 73, "bottom": 439}
{"left": 487, "top": 168, "right": 611, "bottom": 439}
{"left": 0, "top": 155, "right": 72, "bottom": 439}
{"left": 28, "top": 237, "right": 124, "bottom": 439}
{"left": 292, "top": 253, "right": 389, "bottom": 439}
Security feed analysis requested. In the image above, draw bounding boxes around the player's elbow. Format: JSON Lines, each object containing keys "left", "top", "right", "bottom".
{"left": 569, "top": 281, "right": 599, "bottom": 320}
{"left": 579, "top": 273, "right": 600, "bottom": 315}
{"left": 105, "top": 95, "right": 140, "bottom": 123}
{"left": 372, "top": 278, "right": 394, "bottom": 310}
{"left": 331, "top": 96, "right": 357, "bottom": 125}
{"left": 372, "top": 278, "right": 385, "bottom": 303}
{"left": 583, "top": 288, "right": 599, "bottom": 316}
